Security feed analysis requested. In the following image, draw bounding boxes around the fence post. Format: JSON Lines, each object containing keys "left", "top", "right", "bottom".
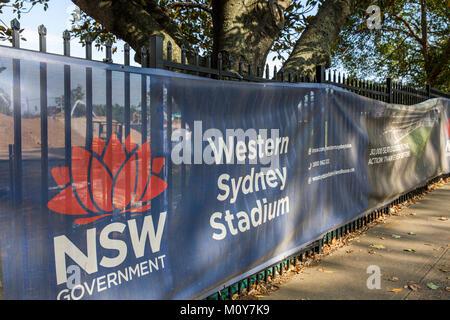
{"left": 105, "top": 40, "right": 113, "bottom": 140}
{"left": 386, "top": 77, "right": 392, "bottom": 103}
{"left": 425, "top": 84, "right": 431, "bottom": 99}
{"left": 149, "top": 34, "right": 164, "bottom": 69}
{"left": 85, "top": 36, "right": 93, "bottom": 150}
{"left": 62, "top": 30, "right": 72, "bottom": 169}
{"left": 11, "top": 18, "right": 20, "bottom": 48}
{"left": 63, "top": 30, "right": 70, "bottom": 57}
{"left": 11, "top": 19, "right": 22, "bottom": 204}
{"left": 39, "top": 24, "right": 48, "bottom": 207}
{"left": 104, "top": 39, "right": 112, "bottom": 63}
{"left": 315, "top": 65, "right": 325, "bottom": 83}
{"left": 38, "top": 24, "right": 47, "bottom": 52}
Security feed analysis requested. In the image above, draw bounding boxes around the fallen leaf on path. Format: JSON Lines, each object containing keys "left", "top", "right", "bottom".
{"left": 424, "top": 243, "right": 432, "bottom": 246}
{"left": 409, "top": 213, "right": 416, "bottom": 216}
{"left": 392, "top": 234, "right": 401, "bottom": 239}
{"left": 445, "top": 287, "right": 450, "bottom": 292}
{"left": 438, "top": 268, "right": 450, "bottom": 273}
{"left": 426, "top": 282, "right": 439, "bottom": 290}
{"left": 438, "top": 216, "right": 448, "bottom": 221}
{"left": 407, "top": 282, "right": 420, "bottom": 291}
{"left": 346, "top": 249, "right": 354, "bottom": 254}
{"left": 404, "top": 248, "right": 416, "bottom": 253}
{"left": 390, "top": 288, "right": 403, "bottom": 292}
{"left": 317, "top": 267, "right": 335, "bottom": 273}
{"left": 368, "top": 249, "right": 376, "bottom": 254}
{"left": 389, "top": 276, "right": 399, "bottom": 282}
{"left": 248, "top": 289, "right": 258, "bottom": 295}
{"left": 370, "top": 244, "right": 386, "bottom": 249}
{"left": 407, "top": 232, "right": 416, "bottom": 235}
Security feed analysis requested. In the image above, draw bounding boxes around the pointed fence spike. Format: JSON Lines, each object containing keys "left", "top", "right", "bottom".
{"left": 38, "top": 24, "right": 47, "bottom": 53}
{"left": 141, "top": 46, "right": 147, "bottom": 67}
{"left": 85, "top": 35, "right": 92, "bottom": 60}
{"left": 218, "top": 52, "right": 223, "bottom": 69}
{"left": 104, "top": 39, "right": 112, "bottom": 63}
{"left": 167, "top": 41, "right": 172, "bottom": 62}
{"left": 181, "top": 44, "right": 186, "bottom": 64}
{"left": 124, "top": 43, "right": 130, "bottom": 66}
{"left": 206, "top": 52, "right": 211, "bottom": 68}
{"left": 11, "top": 19, "right": 20, "bottom": 48}
{"left": 238, "top": 56, "right": 243, "bottom": 75}
{"left": 63, "top": 30, "right": 70, "bottom": 56}
{"left": 194, "top": 47, "right": 199, "bottom": 67}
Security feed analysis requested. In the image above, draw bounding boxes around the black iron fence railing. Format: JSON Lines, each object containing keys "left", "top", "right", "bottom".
{"left": 146, "top": 34, "right": 449, "bottom": 105}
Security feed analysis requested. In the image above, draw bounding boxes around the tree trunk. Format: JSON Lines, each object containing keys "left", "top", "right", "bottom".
{"left": 73, "top": 0, "right": 361, "bottom": 77}
{"left": 282, "top": 0, "right": 358, "bottom": 76}
{"left": 212, "top": 0, "right": 292, "bottom": 71}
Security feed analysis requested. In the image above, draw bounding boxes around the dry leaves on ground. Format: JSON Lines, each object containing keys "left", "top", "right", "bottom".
{"left": 389, "top": 276, "right": 399, "bottom": 282}
{"left": 407, "top": 281, "right": 421, "bottom": 291}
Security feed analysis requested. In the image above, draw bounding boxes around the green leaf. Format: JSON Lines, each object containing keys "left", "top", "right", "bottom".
{"left": 391, "top": 234, "right": 401, "bottom": 239}
{"left": 426, "top": 282, "right": 439, "bottom": 290}
{"left": 404, "top": 248, "right": 416, "bottom": 253}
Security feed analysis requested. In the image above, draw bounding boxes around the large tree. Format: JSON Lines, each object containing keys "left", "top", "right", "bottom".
{"left": 0, "top": 0, "right": 368, "bottom": 74}
{"left": 332, "top": 0, "right": 449, "bottom": 91}
{"left": 1, "top": 0, "right": 447, "bottom": 91}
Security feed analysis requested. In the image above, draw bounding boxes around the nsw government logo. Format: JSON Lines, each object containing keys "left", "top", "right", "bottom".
{"left": 49, "top": 133, "right": 169, "bottom": 299}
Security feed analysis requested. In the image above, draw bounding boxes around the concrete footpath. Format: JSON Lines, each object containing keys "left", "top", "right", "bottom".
{"left": 261, "top": 179, "right": 450, "bottom": 300}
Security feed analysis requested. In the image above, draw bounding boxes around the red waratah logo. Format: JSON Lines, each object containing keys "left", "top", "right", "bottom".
{"left": 47, "top": 133, "right": 167, "bottom": 225}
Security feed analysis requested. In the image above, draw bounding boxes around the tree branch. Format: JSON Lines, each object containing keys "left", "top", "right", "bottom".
{"left": 167, "top": 2, "right": 212, "bottom": 14}
{"left": 282, "top": 0, "right": 363, "bottom": 75}
{"left": 71, "top": 0, "right": 190, "bottom": 63}
{"left": 392, "top": 13, "right": 423, "bottom": 46}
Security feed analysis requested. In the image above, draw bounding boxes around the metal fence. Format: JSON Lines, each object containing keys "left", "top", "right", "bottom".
{"left": 1, "top": 18, "right": 450, "bottom": 300}
{"left": 150, "top": 34, "right": 449, "bottom": 104}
